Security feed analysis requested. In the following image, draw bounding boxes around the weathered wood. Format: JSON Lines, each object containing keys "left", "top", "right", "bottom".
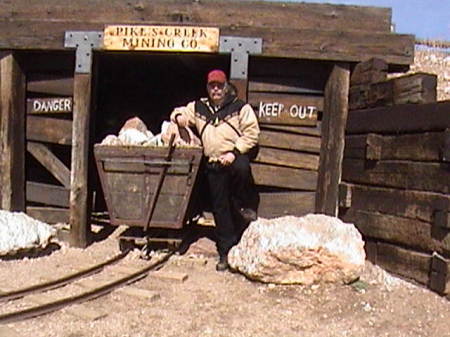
{"left": 249, "top": 92, "right": 321, "bottom": 126}
{"left": 0, "top": 52, "right": 26, "bottom": 211}
{"left": 0, "top": 21, "right": 414, "bottom": 67}
{"left": 26, "top": 206, "right": 70, "bottom": 224}
{"left": 346, "top": 101, "right": 450, "bottom": 134}
{"left": 350, "top": 57, "right": 388, "bottom": 86}
{"left": 429, "top": 253, "right": 450, "bottom": 295}
{"left": 338, "top": 182, "right": 450, "bottom": 223}
{"left": 342, "top": 159, "right": 450, "bottom": 194}
{"left": 251, "top": 163, "right": 318, "bottom": 190}
{"left": 260, "top": 124, "right": 321, "bottom": 137}
{"left": 258, "top": 192, "right": 315, "bottom": 218}
{"left": 349, "top": 84, "right": 370, "bottom": 111}
{"left": 26, "top": 115, "right": 73, "bottom": 145}
{"left": 27, "top": 76, "right": 74, "bottom": 96}
{"left": 393, "top": 73, "right": 437, "bottom": 105}
{"left": 26, "top": 141, "right": 71, "bottom": 188}
{"left": 254, "top": 147, "right": 319, "bottom": 171}
{"left": 249, "top": 77, "right": 324, "bottom": 95}
{"left": 230, "top": 79, "right": 248, "bottom": 101}
{"left": 27, "top": 97, "right": 73, "bottom": 114}
{"left": 259, "top": 130, "right": 321, "bottom": 153}
{"left": 70, "top": 73, "right": 92, "bottom": 248}
{"left": 341, "top": 208, "right": 450, "bottom": 255}
{"left": 315, "top": 63, "right": 350, "bottom": 216}
{"left": 443, "top": 129, "right": 450, "bottom": 163}
{"left": 26, "top": 181, "right": 70, "bottom": 207}
{"left": 0, "top": 1, "right": 393, "bottom": 32}
{"left": 345, "top": 132, "right": 447, "bottom": 162}
{"left": 375, "top": 242, "right": 432, "bottom": 286}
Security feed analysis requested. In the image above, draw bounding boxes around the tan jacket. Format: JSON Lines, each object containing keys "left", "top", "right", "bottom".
{"left": 171, "top": 95, "right": 259, "bottom": 160}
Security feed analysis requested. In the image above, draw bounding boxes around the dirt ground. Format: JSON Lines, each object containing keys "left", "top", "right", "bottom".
{"left": 0, "top": 224, "right": 449, "bottom": 337}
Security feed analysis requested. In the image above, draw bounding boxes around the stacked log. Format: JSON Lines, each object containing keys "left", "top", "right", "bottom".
{"left": 342, "top": 58, "right": 450, "bottom": 297}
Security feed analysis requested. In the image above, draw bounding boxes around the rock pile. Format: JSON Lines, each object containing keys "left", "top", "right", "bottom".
{"left": 228, "top": 214, "right": 366, "bottom": 285}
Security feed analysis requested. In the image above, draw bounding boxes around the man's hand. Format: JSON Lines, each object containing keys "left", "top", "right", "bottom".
{"left": 219, "top": 152, "right": 236, "bottom": 166}
{"left": 174, "top": 113, "right": 188, "bottom": 128}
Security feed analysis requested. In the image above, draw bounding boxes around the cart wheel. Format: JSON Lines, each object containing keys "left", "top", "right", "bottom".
{"left": 119, "top": 239, "right": 135, "bottom": 253}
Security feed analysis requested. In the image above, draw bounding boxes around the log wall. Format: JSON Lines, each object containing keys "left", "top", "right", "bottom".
{"left": 341, "top": 58, "right": 450, "bottom": 297}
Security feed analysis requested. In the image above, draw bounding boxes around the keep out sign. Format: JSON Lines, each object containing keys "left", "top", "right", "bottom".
{"left": 258, "top": 102, "right": 317, "bottom": 120}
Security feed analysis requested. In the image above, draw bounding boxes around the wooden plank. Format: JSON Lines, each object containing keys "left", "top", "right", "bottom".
{"left": 338, "top": 182, "right": 450, "bottom": 223}
{"left": 249, "top": 92, "right": 321, "bottom": 126}
{"left": 345, "top": 132, "right": 447, "bottom": 162}
{"left": 315, "top": 63, "right": 350, "bottom": 216}
{"left": 27, "top": 76, "right": 73, "bottom": 96}
{"left": 341, "top": 208, "right": 450, "bottom": 255}
{"left": 70, "top": 73, "right": 92, "bottom": 248}
{"left": 27, "top": 141, "right": 71, "bottom": 188}
{"left": 259, "top": 130, "right": 321, "bottom": 153}
{"left": 0, "top": 21, "right": 414, "bottom": 67}
{"left": 152, "top": 271, "right": 188, "bottom": 283}
{"left": 258, "top": 192, "right": 315, "bottom": 218}
{"left": 260, "top": 124, "right": 321, "bottom": 137}
{"left": 393, "top": 73, "right": 437, "bottom": 105}
{"left": 27, "top": 97, "right": 73, "bottom": 114}
{"left": 350, "top": 57, "right": 388, "bottom": 86}
{"left": 117, "top": 287, "right": 160, "bottom": 301}
{"left": 342, "top": 158, "right": 450, "bottom": 194}
{"left": 254, "top": 147, "right": 319, "bottom": 171}
{"left": 26, "top": 206, "right": 69, "bottom": 224}
{"left": 251, "top": 163, "right": 318, "bottom": 190}
{"left": 26, "top": 181, "right": 70, "bottom": 207}
{"left": 0, "top": 52, "right": 26, "bottom": 211}
{"left": 26, "top": 115, "right": 72, "bottom": 145}
{"left": 376, "top": 242, "right": 432, "bottom": 286}
{"left": 249, "top": 77, "right": 324, "bottom": 95}
{"left": 429, "top": 253, "right": 450, "bottom": 295}
{"left": 346, "top": 101, "right": 450, "bottom": 134}
{"left": 0, "top": 1, "right": 393, "bottom": 32}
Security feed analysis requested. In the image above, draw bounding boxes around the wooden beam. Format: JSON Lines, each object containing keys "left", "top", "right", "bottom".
{"left": 0, "top": 52, "right": 26, "bottom": 211}
{"left": 345, "top": 131, "right": 447, "bottom": 162}
{"left": 26, "top": 115, "right": 72, "bottom": 145}
{"left": 342, "top": 158, "right": 450, "bottom": 194}
{"left": 251, "top": 163, "right": 318, "bottom": 190}
{"left": 258, "top": 192, "right": 316, "bottom": 218}
{"left": 315, "top": 63, "right": 350, "bottom": 216}
{"left": 0, "top": 1, "right": 393, "bottom": 33}
{"left": 341, "top": 208, "right": 450, "bottom": 255}
{"left": 70, "top": 73, "right": 92, "bottom": 248}
{"left": 254, "top": 147, "right": 319, "bottom": 171}
{"left": 0, "top": 20, "right": 414, "bottom": 67}
{"left": 260, "top": 124, "right": 321, "bottom": 137}
{"left": 338, "top": 182, "right": 450, "bottom": 223}
{"left": 26, "top": 141, "right": 71, "bottom": 188}
{"left": 26, "top": 206, "right": 69, "bottom": 224}
{"left": 27, "top": 76, "right": 74, "bottom": 96}
{"left": 259, "top": 130, "right": 321, "bottom": 153}
{"left": 26, "top": 181, "right": 70, "bottom": 208}
{"left": 346, "top": 101, "right": 450, "bottom": 134}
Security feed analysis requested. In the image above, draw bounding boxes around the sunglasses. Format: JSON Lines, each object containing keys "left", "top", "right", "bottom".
{"left": 207, "top": 82, "right": 225, "bottom": 89}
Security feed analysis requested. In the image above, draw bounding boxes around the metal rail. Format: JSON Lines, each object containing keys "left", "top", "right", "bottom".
{"left": 0, "top": 251, "right": 128, "bottom": 303}
{"left": 0, "top": 251, "right": 174, "bottom": 323}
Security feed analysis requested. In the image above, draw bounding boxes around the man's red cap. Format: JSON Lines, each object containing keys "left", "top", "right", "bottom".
{"left": 207, "top": 69, "right": 227, "bottom": 84}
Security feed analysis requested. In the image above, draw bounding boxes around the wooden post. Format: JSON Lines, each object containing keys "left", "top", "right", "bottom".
{"left": 315, "top": 63, "right": 350, "bottom": 216}
{"left": 0, "top": 52, "right": 26, "bottom": 211}
{"left": 69, "top": 73, "right": 92, "bottom": 247}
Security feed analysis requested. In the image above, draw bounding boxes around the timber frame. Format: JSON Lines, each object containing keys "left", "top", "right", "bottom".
{"left": 0, "top": 0, "right": 415, "bottom": 247}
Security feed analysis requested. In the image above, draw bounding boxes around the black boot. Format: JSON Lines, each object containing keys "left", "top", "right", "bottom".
{"left": 216, "top": 255, "right": 229, "bottom": 272}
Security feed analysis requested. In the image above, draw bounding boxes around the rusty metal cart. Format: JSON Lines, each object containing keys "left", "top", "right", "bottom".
{"left": 94, "top": 143, "right": 203, "bottom": 251}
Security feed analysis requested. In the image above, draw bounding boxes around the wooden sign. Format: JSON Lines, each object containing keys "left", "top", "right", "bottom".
{"left": 249, "top": 93, "right": 322, "bottom": 126}
{"left": 103, "top": 25, "right": 220, "bottom": 52}
{"left": 27, "top": 97, "right": 73, "bottom": 114}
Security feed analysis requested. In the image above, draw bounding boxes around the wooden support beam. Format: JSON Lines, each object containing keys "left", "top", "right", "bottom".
{"left": 346, "top": 101, "right": 450, "bottom": 134}
{"left": 26, "top": 181, "right": 70, "bottom": 207}
{"left": 26, "top": 206, "right": 69, "bottom": 224}
{"left": 0, "top": 52, "right": 26, "bottom": 211}
{"left": 70, "top": 73, "right": 92, "bottom": 248}
{"left": 26, "top": 115, "right": 72, "bottom": 145}
{"left": 27, "top": 141, "right": 71, "bottom": 188}
{"left": 254, "top": 147, "right": 319, "bottom": 171}
{"left": 315, "top": 63, "right": 350, "bottom": 216}
{"left": 259, "top": 130, "right": 321, "bottom": 153}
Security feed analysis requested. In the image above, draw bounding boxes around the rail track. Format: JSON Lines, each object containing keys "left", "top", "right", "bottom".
{"left": 0, "top": 250, "right": 174, "bottom": 324}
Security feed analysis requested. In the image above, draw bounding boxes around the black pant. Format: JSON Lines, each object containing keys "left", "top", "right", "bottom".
{"left": 206, "top": 154, "right": 259, "bottom": 258}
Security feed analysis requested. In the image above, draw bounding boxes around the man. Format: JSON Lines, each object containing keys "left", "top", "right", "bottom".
{"left": 171, "top": 69, "right": 260, "bottom": 271}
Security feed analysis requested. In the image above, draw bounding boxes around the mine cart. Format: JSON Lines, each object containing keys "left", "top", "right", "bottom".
{"left": 94, "top": 144, "right": 203, "bottom": 249}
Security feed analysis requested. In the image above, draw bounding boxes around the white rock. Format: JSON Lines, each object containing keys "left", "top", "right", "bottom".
{"left": 228, "top": 214, "right": 366, "bottom": 285}
{"left": 0, "top": 211, "right": 57, "bottom": 256}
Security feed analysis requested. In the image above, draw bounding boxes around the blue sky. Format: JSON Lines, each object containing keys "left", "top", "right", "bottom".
{"left": 274, "top": 0, "right": 450, "bottom": 40}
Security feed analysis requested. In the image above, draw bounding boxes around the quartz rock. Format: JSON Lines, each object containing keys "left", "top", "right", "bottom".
{"left": 228, "top": 214, "right": 365, "bottom": 285}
